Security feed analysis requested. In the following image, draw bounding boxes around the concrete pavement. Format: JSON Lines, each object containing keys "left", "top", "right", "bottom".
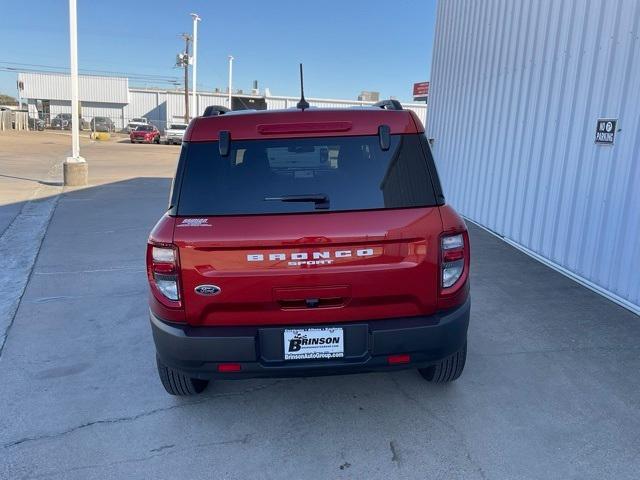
{"left": 1, "top": 132, "right": 639, "bottom": 479}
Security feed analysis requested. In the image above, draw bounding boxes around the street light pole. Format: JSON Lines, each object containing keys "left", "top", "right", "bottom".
{"left": 190, "top": 13, "right": 200, "bottom": 118}
{"left": 64, "top": 0, "right": 88, "bottom": 186}
{"left": 228, "top": 55, "right": 234, "bottom": 111}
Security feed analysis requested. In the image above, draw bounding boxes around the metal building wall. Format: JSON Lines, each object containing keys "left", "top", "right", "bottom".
{"left": 129, "top": 89, "right": 428, "bottom": 131}
{"left": 18, "top": 72, "right": 128, "bottom": 103}
{"left": 427, "top": 0, "right": 640, "bottom": 313}
{"left": 125, "top": 89, "right": 168, "bottom": 131}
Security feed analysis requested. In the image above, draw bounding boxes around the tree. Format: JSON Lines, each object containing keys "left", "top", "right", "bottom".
{"left": 0, "top": 93, "right": 18, "bottom": 105}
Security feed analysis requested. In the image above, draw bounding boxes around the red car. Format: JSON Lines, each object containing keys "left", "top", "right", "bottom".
{"left": 130, "top": 124, "right": 160, "bottom": 144}
{"left": 147, "top": 101, "right": 470, "bottom": 395}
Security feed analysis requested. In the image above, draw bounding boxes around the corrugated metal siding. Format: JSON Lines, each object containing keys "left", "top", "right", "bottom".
{"left": 427, "top": 0, "right": 640, "bottom": 313}
{"left": 125, "top": 90, "right": 167, "bottom": 131}
{"left": 18, "top": 72, "right": 128, "bottom": 103}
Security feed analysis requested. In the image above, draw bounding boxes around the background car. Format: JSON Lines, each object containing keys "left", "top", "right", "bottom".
{"left": 126, "top": 117, "right": 148, "bottom": 133}
{"left": 29, "top": 116, "right": 45, "bottom": 131}
{"left": 130, "top": 124, "right": 160, "bottom": 144}
{"left": 51, "top": 113, "right": 89, "bottom": 130}
{"left": 90, "top": 116, "right": 115, "bottom": 132}
{"left": 164, "top": 123, "right": 188, "bottom": 144}
{"left": 51, "top": 113, "right": 71, "bottom": 129}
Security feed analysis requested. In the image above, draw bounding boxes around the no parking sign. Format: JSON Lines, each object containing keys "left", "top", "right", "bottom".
{"left": 595, "top": 119, "right": 617, "bottom": 145}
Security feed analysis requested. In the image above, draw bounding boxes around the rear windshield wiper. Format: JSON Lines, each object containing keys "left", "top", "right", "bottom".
{"left": 264, "top": 194, "right": 330, "bottom": 210}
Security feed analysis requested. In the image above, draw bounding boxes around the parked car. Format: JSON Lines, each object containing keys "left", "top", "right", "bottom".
{"left": 130, "top": 124, "right": 160, "bottom": 144}
{"left": 51, "top": 113, "right": 71, "bottom": 129}
{"left": 51, "top": 113, "right": 89, "bottom": 130}
{"left": 126, "top": 117, "right": 148, "bottom": 133}
{"left": 90, "top": 116, "right": 115, "bottom": 132}
{"left": 164, "top": 123, "right": 188, "bottom": 144}
{"left": 147, "top": 100, "right": 471, "bottom": 395}
{"left": 29, "top": 116, "right": 45, "bottom": 131}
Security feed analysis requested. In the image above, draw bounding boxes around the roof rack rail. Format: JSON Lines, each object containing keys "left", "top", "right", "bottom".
{"left": 203, "top": 105, "right": 231, "bottom": 117}
{"left": 372, "top": 99, "right": 403, "bottom": 111}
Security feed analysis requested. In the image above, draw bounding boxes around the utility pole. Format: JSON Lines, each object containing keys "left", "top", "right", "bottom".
{"left": 178, "top": 33, "right": 192, "bottom": 124}
{"left": 228, "top": 55, "right": 234, "bottom": 111}
{"left": 190, "top": 13, "right": 201, "bottom": 118}
{"left": 63, "top": 0, "right": 87, "bottom": 186}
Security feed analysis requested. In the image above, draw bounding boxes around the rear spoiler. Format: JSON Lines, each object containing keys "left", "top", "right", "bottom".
{"left": 203, "top": 105, "right": 230, "bottom": 117}
{"left": 372, "top": 100, "right": 403, "bottom": 111}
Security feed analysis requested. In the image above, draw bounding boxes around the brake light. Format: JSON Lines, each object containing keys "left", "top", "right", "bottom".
{"left": 148, "top": 244, "right": 180, "bottom": 301}
{"left": 441, "top": 233, "right": 465, "bottom": 288}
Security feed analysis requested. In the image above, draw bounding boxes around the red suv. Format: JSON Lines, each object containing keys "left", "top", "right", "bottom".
{"left": 147, "top": 101, "right": 470, "bottom": 395}
{"left": 130, "top": 124, "right": 160, "bottom": 144}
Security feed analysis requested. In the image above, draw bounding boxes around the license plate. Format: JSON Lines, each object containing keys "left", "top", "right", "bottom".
{"left": 283, "top": 328, "right": 344, "bottom": 360}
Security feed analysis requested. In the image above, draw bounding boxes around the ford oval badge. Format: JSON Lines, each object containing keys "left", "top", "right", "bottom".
{"left": 194, "top": 284, "right": 221, "bottom": 296}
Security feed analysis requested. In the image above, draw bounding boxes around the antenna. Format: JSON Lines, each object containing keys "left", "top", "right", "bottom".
{"left": 296, "top": 63, "right": 310, "bottom": 111}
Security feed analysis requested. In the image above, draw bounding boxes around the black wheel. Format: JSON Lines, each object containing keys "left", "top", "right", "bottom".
{"left": 418, "top": 342, "right": 467, "bottom": 383}
{"left": 156, "top": 356, "right": 209, "bottom": 396}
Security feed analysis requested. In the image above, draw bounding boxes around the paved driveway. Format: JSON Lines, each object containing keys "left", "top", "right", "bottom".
{"left": 1, "top": 134, "right": 639, "bottom": 479}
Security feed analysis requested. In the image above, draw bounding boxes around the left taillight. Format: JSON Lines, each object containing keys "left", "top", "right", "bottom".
{"left": 147, "top": 243, "right": 180, "bottom": 302}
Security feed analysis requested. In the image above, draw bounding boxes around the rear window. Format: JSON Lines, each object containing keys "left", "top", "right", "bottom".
{"left": 176, "top": 135, "right": 438, "bottom": 216}
{"left": 170, "top": 124, "right": 187, "bottom": 130}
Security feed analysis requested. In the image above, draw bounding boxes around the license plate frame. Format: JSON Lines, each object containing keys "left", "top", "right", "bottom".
{"left": 283, "top": 327, "right": 344, "bottom": 360}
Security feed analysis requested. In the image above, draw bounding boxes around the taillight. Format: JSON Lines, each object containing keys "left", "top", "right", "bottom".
{"left": 441, "top": 233, "right": 465, "bottom": 288}
{"left": 148, "top": 244, "right": 180, "bottom": 301}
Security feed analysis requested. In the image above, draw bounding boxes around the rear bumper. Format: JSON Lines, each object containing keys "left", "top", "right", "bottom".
{"left": 151, "top": 299, "right": 470, "bottom": 380}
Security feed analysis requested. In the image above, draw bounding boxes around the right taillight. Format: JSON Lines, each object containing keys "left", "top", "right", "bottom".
{"left": 147, "top": 244, "right": 180, "bottom": 302}
{"left": 441, "top": 233, "right": 465, "bottom": 288}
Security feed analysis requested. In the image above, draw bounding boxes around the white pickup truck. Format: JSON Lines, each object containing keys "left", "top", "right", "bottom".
{"left": 126, "top": 117, "right": 148, "bottom": 133}
{"left": 164, "top": 123, "right": 188, "bottom": 145}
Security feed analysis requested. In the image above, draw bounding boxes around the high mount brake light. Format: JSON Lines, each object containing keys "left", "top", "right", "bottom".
{"left": 148, "top": 245, "right": 180, "bottom": 301}
{"left": 256, "top": 121, "right": 353, "bottom": 135}
{"left": 441, "top": 233, "right": 465, "bottom": 289}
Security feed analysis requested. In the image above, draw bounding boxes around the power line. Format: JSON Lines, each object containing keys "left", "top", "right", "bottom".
{"left": 0, "top": 61, "right": 180, "bottom": 83}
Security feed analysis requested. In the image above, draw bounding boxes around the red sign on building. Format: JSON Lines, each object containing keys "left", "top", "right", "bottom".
{"left": 413, "top": 82, "right": 429, "bottom": 98}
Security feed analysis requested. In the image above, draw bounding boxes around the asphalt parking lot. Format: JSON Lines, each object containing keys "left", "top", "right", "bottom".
{"left": 1, "top": 131, "right": 639, "bottom": 480}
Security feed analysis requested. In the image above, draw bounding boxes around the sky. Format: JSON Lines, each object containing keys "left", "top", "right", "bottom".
{"left": 0, "top": 0, "right": 436, "bottom": 102}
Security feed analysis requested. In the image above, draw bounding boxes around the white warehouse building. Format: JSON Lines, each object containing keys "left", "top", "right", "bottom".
{"left": 427, "top": 0, "right": 640, "bottom": 314}
{"left": 16, "top": 72, "right": 427, "bottom": 133}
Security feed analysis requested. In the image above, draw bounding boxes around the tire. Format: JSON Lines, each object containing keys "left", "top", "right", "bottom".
{"left": 418, "top": 342, "right": 467, "bottom": 383}
{"left": 156, "top": 356, "right": 209, "bottom": 396}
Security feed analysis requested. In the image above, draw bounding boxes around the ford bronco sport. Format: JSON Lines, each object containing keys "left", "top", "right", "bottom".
{"left": 147, "top": 100, "right": 470, "bottom": 395}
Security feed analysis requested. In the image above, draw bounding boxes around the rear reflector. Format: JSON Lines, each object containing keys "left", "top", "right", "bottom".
{"left": 387, "top": 354, "right": 411, "bottom": 365}
{"left": 217, "top": 363, "right": 242, "bottom": 373}
{"left": 257, "top": 121, "right": 352, "bottom": 135}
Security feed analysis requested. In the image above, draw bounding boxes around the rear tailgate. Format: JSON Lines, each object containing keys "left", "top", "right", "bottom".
{"left": 174, "top": 207, "right": 442, "bottom": 326}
